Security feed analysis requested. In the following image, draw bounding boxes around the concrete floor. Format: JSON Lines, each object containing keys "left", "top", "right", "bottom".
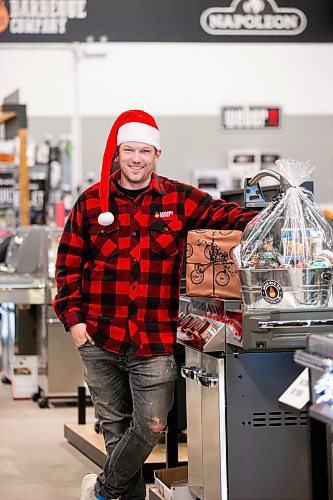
{"left": 0, "top": 381, "right": 152, "bottom": 499}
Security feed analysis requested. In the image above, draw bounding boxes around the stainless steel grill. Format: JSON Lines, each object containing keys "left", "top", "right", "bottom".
{"left": 179, "top": 296, "right": 314, "bottom": 500}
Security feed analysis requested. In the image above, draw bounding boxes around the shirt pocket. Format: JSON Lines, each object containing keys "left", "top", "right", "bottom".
{"left": 88, "top": 222, "right": 119, "bottom": 260}
{"left": 150, "top": 219, "right": 183, "bottom": 259}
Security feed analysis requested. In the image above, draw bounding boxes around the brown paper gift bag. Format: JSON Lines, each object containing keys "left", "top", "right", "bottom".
{"left": 186, "top": 229, "right": 242, "bottom": 299}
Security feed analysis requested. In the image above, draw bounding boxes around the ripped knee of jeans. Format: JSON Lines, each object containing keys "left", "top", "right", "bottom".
{"left": 150, "top": 417, "right": 166, "bottom": 433}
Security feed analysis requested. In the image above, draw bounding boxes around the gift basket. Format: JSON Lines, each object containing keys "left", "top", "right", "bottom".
{"left": 236, "top": 159, "right": 333, "bottom": 309}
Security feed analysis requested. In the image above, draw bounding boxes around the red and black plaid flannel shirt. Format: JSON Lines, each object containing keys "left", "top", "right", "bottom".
{"left": 53, "top": 170, "right": 255, "bottom": 357}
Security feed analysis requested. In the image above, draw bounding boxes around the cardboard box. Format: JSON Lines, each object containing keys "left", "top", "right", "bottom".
{"left": 149, "top": 487, "right": 165, "bottom": 500}
{"left": 186, "top": 229, "right": 242, "bottom": 299}
{"left": 9, "top": 355, "right": 38, "bottom": 399}
{"left": 154, "top": 466, "right": 196, "bottom": 500}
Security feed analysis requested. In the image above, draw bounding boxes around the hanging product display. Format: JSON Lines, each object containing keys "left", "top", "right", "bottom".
{"left": 236, "top": 160, "right": 333, "bottom": 309}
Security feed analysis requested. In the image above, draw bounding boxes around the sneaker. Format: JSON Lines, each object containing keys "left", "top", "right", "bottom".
{"left": 80, "top": 473, "right": 97, "bottom": 500}
{"left": 95, "top": 492, "right": 120, "bottom": 500}
{"left": 95, "top": 494, "right": 120, "bottom": 500}
{"left": 80, "top": 473, "right": 120, "bottom": 500}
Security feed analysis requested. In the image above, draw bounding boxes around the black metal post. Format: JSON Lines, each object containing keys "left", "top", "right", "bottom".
{"left": 78, "top": 386, "right": 86, "bottom": 425}
{"left": 310, "top": 416, "right": 329, "bottom": 500}
{"left": 166, "top": 382, "right": 178, "bottom": 468}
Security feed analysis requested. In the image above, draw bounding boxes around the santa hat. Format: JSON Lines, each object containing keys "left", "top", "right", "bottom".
{"left": 98, "top": 109, "right": 160, "bottom": 226}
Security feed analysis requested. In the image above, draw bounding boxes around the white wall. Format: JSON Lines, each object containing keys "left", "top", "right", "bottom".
{"left": 1, "top": 42, "right": 333, "bottom": 116}
{"left": 0, "top": 46, "right": 74, "bottom": 115}
{"left": 1, "top": 42, "right": 332, "bottom": 202}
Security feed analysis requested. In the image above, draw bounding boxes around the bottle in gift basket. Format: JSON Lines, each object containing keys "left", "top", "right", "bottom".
{"left": 319, "top": 249, "right": 333, "bottom": 265}
{"left": 311, "top": 229, "right": 324, "bottom": 260}
{"left": 310, "top": 249, "right": 333, "bottom": 268}
{"left": 281, "top": 228, "right": 311, "bottom": 267}
{"left": 257, "top": 235, "right": 282, "bottom": 269}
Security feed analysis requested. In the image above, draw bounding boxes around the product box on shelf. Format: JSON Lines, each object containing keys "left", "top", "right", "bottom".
{"left": 9, "top": 355, "right": 38, "bottom": 399}
{"left": 186, "top": 229, "right": 242, "bottom": 299}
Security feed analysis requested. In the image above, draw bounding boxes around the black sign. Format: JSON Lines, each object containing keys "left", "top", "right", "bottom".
{"left": 0, "top": 0, "right": 332, "bottom": 43}
{"left": 222, "top": 106, "right": 280, "bottom": 129}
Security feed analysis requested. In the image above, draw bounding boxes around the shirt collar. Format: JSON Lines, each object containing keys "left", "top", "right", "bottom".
{"left": 110, "top": 170, "right": 166, "bottom": 195}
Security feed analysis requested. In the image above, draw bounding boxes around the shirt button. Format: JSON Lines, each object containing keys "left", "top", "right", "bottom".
{"left": 132, "top": 257, "right": 137, "bottom": 263}
{"left": 100, "top": 229, "right": 105, "bottom": 234}
{"left": 129, "top": 314, "right": 134, "bottom": 319}
{"left": 163, "top": 227, "right": 169, "bottom": 232}
{"left": 134, "top": 204, "right": 138, "bottom": 209}
{"left": 131, "top": 285, "right": 136, "bottom": 290}
{"left": 132, "top": 231, "right": 137, "bottom": 237}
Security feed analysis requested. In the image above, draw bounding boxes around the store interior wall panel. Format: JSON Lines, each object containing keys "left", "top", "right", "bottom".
{"left": 28, "top": 117, "right": 71, "bottom": 143}
{"left": 158, "top": 114, "right": 333, "bottom": 204}
{"left": 28, "top": 115, "right": 333, "bottom": 203}
{"left": 82, "top": 115, "right": 333, "bottom": 203}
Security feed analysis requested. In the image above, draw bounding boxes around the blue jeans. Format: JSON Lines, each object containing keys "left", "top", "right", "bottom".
{"left": 78, "top": 342, "right": 177, "bottom": 499}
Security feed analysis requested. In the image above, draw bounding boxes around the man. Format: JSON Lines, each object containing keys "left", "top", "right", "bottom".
{"left": 53, "top": 110, "right": 255, "bottom": 500}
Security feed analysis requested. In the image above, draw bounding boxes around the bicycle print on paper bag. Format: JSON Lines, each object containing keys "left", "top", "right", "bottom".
{"left": 186, "top": 229, "right": 243, "bottom": 299}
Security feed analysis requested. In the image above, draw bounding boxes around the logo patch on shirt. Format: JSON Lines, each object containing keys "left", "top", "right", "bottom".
{"left": 154, "top": 210, "right": 174, "bottom": 219}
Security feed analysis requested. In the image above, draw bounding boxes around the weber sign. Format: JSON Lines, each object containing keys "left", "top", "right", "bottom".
{"left": 222, "top": 107, "right": 281, "bottom": 130}
{"left": 201, "top": 0, "right": 307, "bottom": 36}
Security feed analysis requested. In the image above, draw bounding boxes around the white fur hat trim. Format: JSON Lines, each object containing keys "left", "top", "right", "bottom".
{"left": 117, "top": 122, "right": 160, "bottom": 150}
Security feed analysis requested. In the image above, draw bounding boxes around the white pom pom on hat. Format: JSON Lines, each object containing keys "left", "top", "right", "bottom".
{"left": 98, "top": 211, "right": 114, "bottom": 226}
{"left": 98, "top": 110, "right": 160, "bottom": 226}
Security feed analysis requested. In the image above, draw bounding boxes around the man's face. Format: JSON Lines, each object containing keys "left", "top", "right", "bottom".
{"left": 116, "top": 141, "right": 161, "bottom": 189}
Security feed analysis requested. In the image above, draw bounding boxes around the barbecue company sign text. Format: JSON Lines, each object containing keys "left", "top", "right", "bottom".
{"left": 200, "top": 0, "right": 307, "bottom": 36}
{"left": 1, "top": 1, "right": 87, "bottom": 35}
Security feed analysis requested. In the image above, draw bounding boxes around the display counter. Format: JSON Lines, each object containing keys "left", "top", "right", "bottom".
{"left": 64, "top": 421, "right": 188, "bottom": 483}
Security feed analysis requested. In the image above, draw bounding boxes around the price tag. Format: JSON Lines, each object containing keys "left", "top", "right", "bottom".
{"left": 278, "top": 368, "right": 309, "bottom": 410}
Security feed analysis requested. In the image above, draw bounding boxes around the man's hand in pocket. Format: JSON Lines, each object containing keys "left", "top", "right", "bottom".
{"left": 70, "top": 323, "right": 95, "bottom": 347}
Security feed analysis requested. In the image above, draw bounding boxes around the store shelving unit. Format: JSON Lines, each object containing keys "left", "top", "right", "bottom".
{"left": 0, "top": 101, "right": 29, "bottom": 226}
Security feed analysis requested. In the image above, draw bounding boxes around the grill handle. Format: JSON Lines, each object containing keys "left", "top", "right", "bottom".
{"left": 181, "top": 366, "right": 203, "bottom": 380}
{"left": 294, "top": 350, "right": 333, "bottom": 372}
{"left": 46, "top": 318, "right": 62, "bottom": 325}
{"left": 258, "top": 319, "right": 333, "bottom": 329}
{"left": 0, "top": 283, "right": 45, "bottom": 290}
{"left": 198, "top": 373, "right": 219, "bottom": 388}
